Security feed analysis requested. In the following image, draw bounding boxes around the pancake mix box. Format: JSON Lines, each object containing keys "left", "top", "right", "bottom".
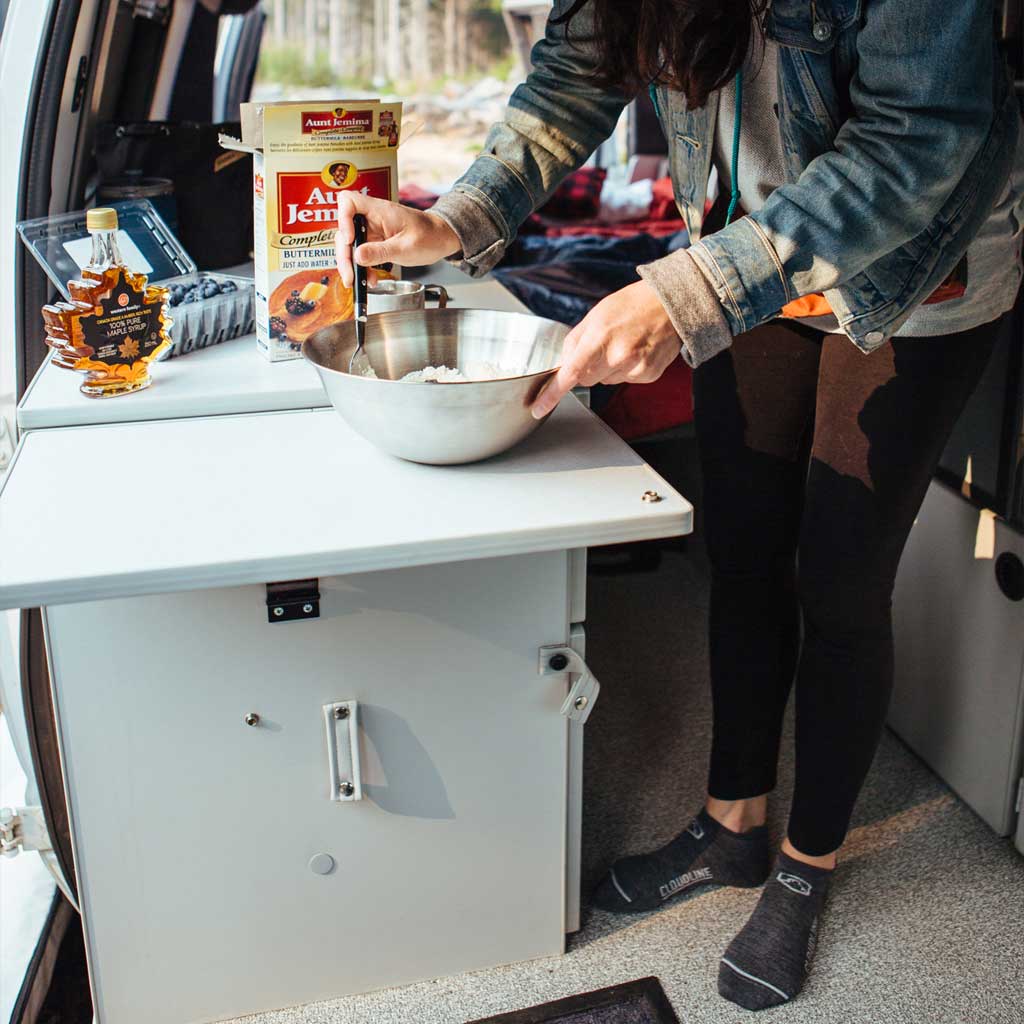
{"left": 220, "top": 99, "right": 401, "bottom": 361}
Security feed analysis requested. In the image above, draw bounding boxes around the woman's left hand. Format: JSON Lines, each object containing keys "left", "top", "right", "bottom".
{"left": 531, "top": 279, "right": 682, "bottom": 419}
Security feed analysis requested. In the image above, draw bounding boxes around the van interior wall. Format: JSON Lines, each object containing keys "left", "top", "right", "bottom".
{"left": 164, "top": 0, "right": 262, "bottom": 121}
{"left": 16, "top": 0, "right": 80, "bottom": 395}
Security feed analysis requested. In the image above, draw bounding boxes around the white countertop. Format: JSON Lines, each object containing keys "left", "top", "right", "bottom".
{"left": 0, "top": 398, "right": 692, "bottom": 609}
{"left": 18, "top": 271, "right": 528, "bottom": 431}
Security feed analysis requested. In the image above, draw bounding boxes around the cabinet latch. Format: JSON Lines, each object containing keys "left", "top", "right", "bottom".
{"left": 266, "top": 579, "right": 320, "bottom": 623}
{"left": 323, "top": 701, "right": 363, "bottom": 802}
{"left": 538, "top": 645, "right": 601, "bottom": 724}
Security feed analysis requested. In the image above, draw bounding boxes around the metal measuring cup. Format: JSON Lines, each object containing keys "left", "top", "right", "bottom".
{"left": 367, "top": 280, "right": 450, "bottom": 315}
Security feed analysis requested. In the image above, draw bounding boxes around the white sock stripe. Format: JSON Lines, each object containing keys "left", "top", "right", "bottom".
{"left": 721, "top": 958, "right": 791, "bottom": 1001}
{"left": 609, "top": 868, "right": 633, "bottom": 904}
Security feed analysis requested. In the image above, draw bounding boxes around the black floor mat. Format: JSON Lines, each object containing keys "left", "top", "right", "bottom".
{"left": 466, "top": 977, "right": 679, "bottom": 1024}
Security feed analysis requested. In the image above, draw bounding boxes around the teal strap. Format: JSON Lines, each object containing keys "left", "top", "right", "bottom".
{"left": 650, "top": 73, "right": 743, "bottom": 227}
{"left": 648, "top": 82, "right": 662, "bottom": 122}
{"left": 725, "top": 70, "right": 743, "bottom": 226}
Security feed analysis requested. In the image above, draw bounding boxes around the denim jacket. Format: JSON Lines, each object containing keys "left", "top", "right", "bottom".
{"left": 435, "top": 0, "right": 1019, "bottom": 352}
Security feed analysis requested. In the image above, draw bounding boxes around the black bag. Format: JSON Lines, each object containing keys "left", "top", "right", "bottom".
{"left": 95, "top": 121, "right": 253, "bottom": 270}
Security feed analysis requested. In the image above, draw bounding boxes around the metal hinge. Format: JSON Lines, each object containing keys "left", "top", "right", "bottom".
{"left": 0, "top": 806, "right": 52, "bottom": 858}
{"left": 538, "top": 644, "right": 601, "bottom": 724}
{"left": 266, "top": 579, "right": 320, "bottom": 623}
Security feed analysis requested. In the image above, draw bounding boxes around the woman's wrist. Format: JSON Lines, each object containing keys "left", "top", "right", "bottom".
{"left": 637, "top": 249, "right": 734, "bottom": 368}
{"left": 429, "top": 189, "right": 508, "bottom": 278}
{"left": 422, "top": 211, "right": 462, "bottom": 259}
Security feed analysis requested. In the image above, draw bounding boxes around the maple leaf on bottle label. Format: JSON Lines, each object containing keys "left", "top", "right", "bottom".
{"left": 118, "top": 336, "right": 140, "bottom": 360}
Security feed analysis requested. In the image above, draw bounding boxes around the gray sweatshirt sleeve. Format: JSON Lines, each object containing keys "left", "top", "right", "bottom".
{"left": 638, "top": 248, "right": 735, "bottom": 368}
{"left": 428, "top": 189, "right": 509, "bottom": 278}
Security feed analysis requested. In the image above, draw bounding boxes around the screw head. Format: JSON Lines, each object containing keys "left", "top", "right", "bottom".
{"left": 302, "top": 603, "right": 314, "bottom": 614}
{"left": 642, "top": 490, "right": 662, "bottom": 503}
{"left": 309, "top": 852, "right": 336, "bottom": 875}
{"left": 548, "top": 653, "right": 569, "bottom": 671}
{"left": 244, "top": 712, "right": 260, "bottom": 727}
{"left": 338, "top": 781, "right": 355, "bottom": 797}
{"left": 574, "top": 695, "right": 588, "bottom": 711}
{"left": 272, "top": 606, "right": 285, "bottom": 617}
{"left": 333, "top": 706, "right": 350, "bottom": 720}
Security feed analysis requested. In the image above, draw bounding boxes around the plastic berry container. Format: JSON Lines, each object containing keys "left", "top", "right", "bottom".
{"left": 162, "top": 272, "right": 255, "bottom": 357}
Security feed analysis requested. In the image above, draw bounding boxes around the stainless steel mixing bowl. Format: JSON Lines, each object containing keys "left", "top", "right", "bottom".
{"left": 303, "top": 308, "right": 569, "bottom": 465}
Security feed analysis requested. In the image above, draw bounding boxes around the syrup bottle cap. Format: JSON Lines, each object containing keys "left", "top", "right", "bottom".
{"left": 86, "top": 207, "right": 118, "bottom": 231}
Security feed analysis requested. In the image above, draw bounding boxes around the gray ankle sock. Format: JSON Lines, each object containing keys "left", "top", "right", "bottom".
{"left": 592, "top": 809, "right": 770, "bottom": 913}
{"left": 718, "top": 851, "right": 832, "bottom": 1010}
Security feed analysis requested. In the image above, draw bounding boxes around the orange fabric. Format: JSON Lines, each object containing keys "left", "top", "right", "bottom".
{"left": 780, "top": 292, "right": 833, "bottom": 319}
{"left": 778, "top": 275, "right": 966, "bottom": 320}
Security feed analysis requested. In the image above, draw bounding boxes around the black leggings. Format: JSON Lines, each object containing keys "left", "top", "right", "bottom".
{"left": 693, "top": 316, "right": 1001, "bottom": 856}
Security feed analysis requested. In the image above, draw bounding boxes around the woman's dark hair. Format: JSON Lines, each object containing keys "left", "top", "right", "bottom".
{"left": 554, "top": 0, "right": 766, "bottom": 110}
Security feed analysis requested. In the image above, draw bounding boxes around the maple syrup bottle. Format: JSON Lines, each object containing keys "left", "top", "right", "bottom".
{"left": 44, "top": 208, "right": 172, "bottom": 398}
{"left": 41, "top": 299, "right": 95, "bottom": 369}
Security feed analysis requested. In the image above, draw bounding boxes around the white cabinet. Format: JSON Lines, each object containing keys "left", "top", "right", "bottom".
{"left": 45, "top": 558, "right": 574, "bottom": 1022}
{"left": 0, "top": 391, "right": 692, "bottom": 1022}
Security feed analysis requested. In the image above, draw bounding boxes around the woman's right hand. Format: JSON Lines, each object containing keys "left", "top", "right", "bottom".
{"left": 335, "top": 191, "right": 461, "bottom": 286}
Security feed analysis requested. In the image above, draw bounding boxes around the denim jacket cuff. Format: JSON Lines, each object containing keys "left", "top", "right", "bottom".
{"left": 687, "top": 218, "right": 792, "bottom": 337}
{"left": 428, "top": 189, "right": 508, "bottom": 279}
{"left": 430, "top": 152, "right": 538, "bottom": 277}
{"left": 637, "top": 248, "right": 734, "bottom": 369}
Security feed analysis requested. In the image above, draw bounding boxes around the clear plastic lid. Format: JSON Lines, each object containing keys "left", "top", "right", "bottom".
{"left": 16, "top": 200, "right": 197, "bottom": 300}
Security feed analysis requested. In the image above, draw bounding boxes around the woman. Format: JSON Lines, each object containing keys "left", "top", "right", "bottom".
{"left": 336, "top": 0, "right": 1022, "bottom": 1010}
{"left": 329, "top": 162, "right": 352, "bottom": 188}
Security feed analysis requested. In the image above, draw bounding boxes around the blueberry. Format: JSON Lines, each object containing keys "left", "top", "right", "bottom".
{"left": 219, "top": 280, "right": 237, "bottom": 293}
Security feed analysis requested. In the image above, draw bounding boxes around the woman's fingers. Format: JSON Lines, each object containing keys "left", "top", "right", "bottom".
{"left": 529, "top": 326, "right": 582, "bottom": 419}
{"left": 336, "top": 191, "right": 386, "bottom": 245}
{"left": 531, "top": 362, "right": 581, "bottom": 420}
{"left": 336, "top": 193, "right": 460, "bottom": 286}
{"left": 354, "top": 237, "right": 400, "bottom": 267}
{"left": 531, "top": 331, "right": 610, "bottom": 419}
{"left": 335, "top": 221, "right": 354, "bottom": 288}
{"left": 336, "top": 192, "right": 389, "bottom": 286}
{"left": 531, "top": 281, "right": 682, "bottom": 416}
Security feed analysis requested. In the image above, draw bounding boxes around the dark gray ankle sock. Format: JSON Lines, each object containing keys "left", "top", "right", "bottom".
{"left": 718, "top": 851, "right": 832, "bottom": 1010}
{"left": 592, "top": 809, "right": 770, "bottom": 913}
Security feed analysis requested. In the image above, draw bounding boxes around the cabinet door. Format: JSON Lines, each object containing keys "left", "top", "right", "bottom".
{"left": 45, "top": 553, "right": 571, "bottom": 1024}
{"left": 890, "top": 482, "right": 1024, "bottom": 836}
